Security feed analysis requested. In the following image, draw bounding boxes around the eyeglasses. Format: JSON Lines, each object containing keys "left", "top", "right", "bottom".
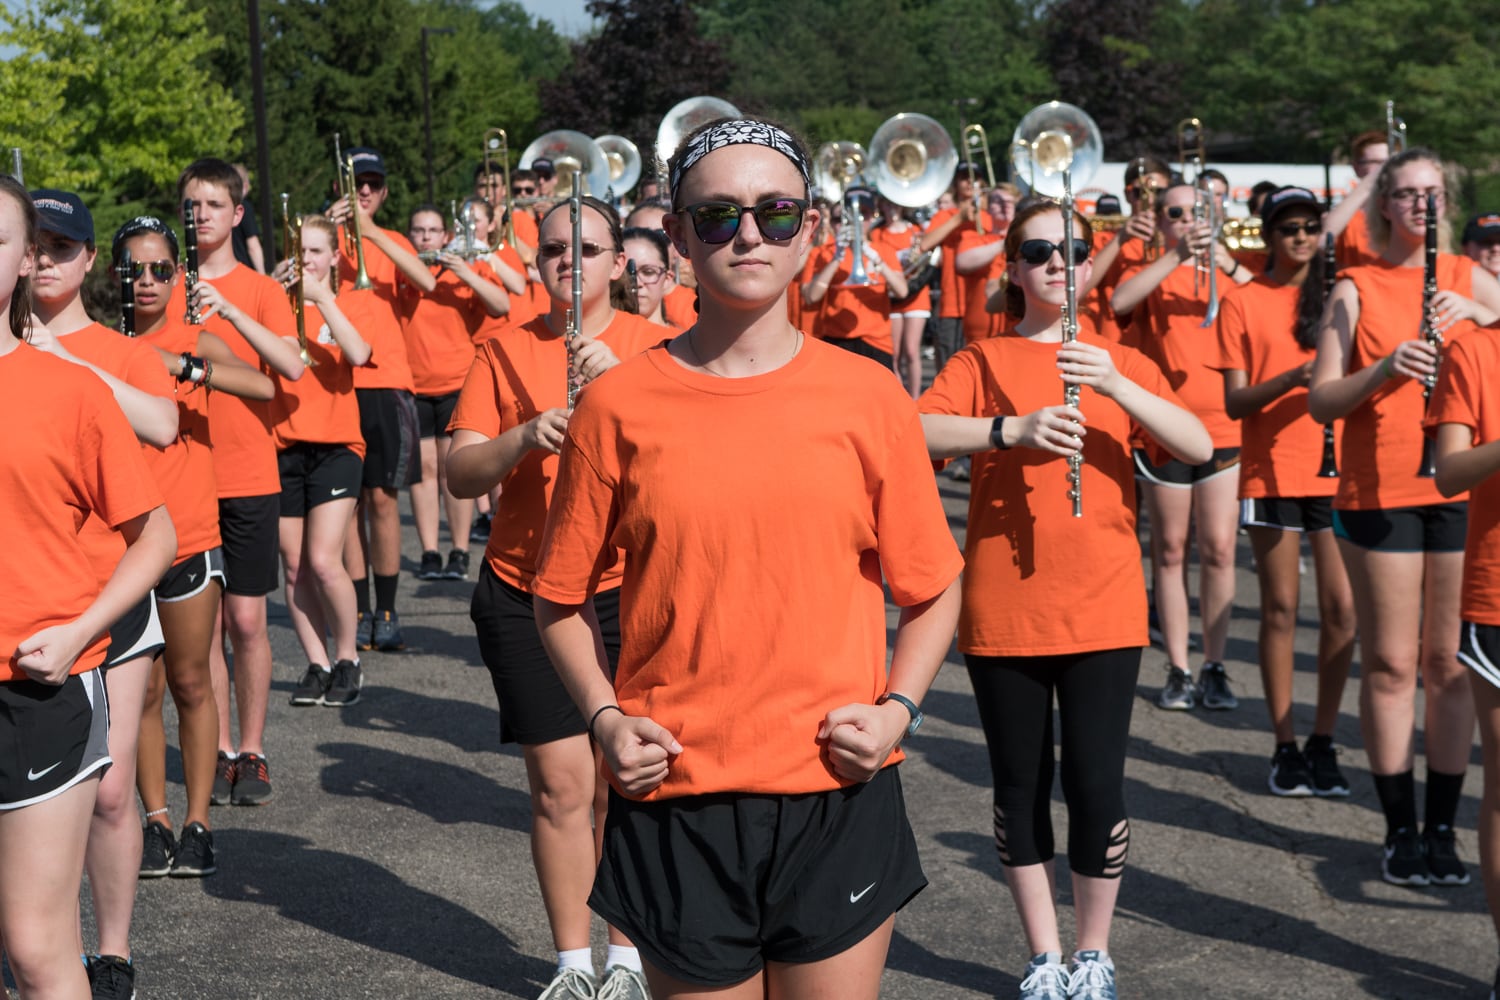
{"left": 1275, "top": 221, "right": 1322, "bottom": 237}
{"left": 537, "top": 241, "right": 613, "bottom": 260}
{"left": 512, "top": 187, "right": 535, "bottom": 196}
{"left": 679, "top": 198, "right": 809, "bottom": 244}
{"left": 632, "top": 263, "right": 667, "bottom": 282}
{"left": 1016, "top": 239, "right": 1092, "bottom": 265}
{"left": 127, "top": 259, "right": 177, "bottom": 282}
{"left": 1388, "top": 188, "right": 1445, "bottom": 206}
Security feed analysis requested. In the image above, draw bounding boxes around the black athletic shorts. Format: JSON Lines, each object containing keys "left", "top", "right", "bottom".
{"left": 825, "top": 336, "right": 894, "bottom": 370}
{"left": 278, "top": 443, "right": 363, "bottom": 518}
{"left": 415, "top": 390, "right": 461, "bottom": 440}
{"left": 103, "top": 592, "right": 164, "bottom": 668}
{"left": 218, "top": 493, "right": 281, "bottom": 597}
{"left": 1239, "top": 496, "right": 1334, "bottom": 534}
{"left": 590, "top": 765, "right": 927, "bottom": 987}
{"left": 157, "top": 548, "right": 226, "bottom": 604}
{"left": 1134, "top": 446, "right": 1240, "bottom": 488}
{"left": 1460, "top": 620, "right": 1500, "bottom": 691}
{"left": 0, "top": 669, "right": 110, "bottom": 809}
{"left": 357, "top": 387, "right": 421, "bottom": 490}
{"left": 469, "top": 564, "right": 622, "bottom": 746}
{"left": 1332, "top": 502, "right": 1467, "bottom": 553}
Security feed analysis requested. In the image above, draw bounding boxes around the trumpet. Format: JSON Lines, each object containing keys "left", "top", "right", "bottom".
{"left": 1198, "top": 182, "right": 1222, "bottom": 328}
{"left": 482, "top": 127, "right": 515, "bottom": 249}
{"left": 1130, "top": 157, "right": 1164, "bottom": 261}
{"left": 281, "top": 193, "right": 316, "bottom": 368}
{"left": 1386, "top": 100, "right": 1408, "bottom": 154}
{"left": 183, "top": 198, "right": 202, "bottom": 324}
{"left": 117, "top": 248, "right": 136, "bottom": 337}
{"left": 566, "top": 168, "right": 583, "bottom": 408}
{"left": 333, "top": 133, "right": 374, "bottom": 290}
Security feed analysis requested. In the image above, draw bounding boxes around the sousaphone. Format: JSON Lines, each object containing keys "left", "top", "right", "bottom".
{"left": 519, "top": 130, "right": 611, "bottom": 199}
{"left": 868, "top": 113, "right": 958, "bottom": 208}
{"left": 1010, "top": 101, "right": 1103, "bottom": 198}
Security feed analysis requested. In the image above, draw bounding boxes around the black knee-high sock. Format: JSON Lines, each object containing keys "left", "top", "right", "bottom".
{"left": 374, "top": 573, "right": 399, "bottom": 614}
{"left": 1373, "top": 770, "right": 1418, "bottom": 836}
{"left": 354, "top": 575, "right": 371, "bottom": 615}
{"left": 1424, "top": 768, "right": 1466, "bottom": 833}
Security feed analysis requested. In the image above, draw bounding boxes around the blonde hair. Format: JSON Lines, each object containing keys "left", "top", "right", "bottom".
{"left": 299, "top": 214, "right": 342, "bottom": 293}
{"left": 1366, "top": 148, "right": 1453, "bottom": 254}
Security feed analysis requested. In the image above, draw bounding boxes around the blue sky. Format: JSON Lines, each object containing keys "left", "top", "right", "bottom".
{"left": 512, "top": 0, "right": 594, "bottom": 36}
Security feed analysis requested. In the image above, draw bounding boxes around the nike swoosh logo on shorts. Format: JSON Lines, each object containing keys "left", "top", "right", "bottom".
{"left": 27, "top": 761, "right": 62, "bottom": 781}
{"left": 331, "top": 487, "right": 348, "bottom": 496}
{"left": 850, "top": 882, "right": 876, "bottom": 903}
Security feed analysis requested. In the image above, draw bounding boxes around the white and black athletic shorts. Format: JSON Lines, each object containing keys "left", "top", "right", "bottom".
{"left": 157, "top": 548, "right": 226, "bottom": 604}
{"left": 103, "top": 593, "right": 164, "bottom": 668}
{"left": 1239, "top": 496, "right": 1334, "bottom": 534}
{"left": 1459, "top": 620, "right": 1500, "bottom": 691}
{"left": 0, "top": 668, "right": 110, "bottom": 809}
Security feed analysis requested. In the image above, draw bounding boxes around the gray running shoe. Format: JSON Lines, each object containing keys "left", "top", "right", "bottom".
{"left": 538, "top": 967, "right": 598, "bottom": 1000}
{"left": 1198, "top": 661, "right": 1239, "bottom": 710}
{"left": 211, "top": 751, "right": 236, "bottom": 806}
{"left": 371, "top": 610, "right": 405, "bottom": 651}
{"left": 1068, "top": 950, "right": 1117, "bottom": 1000}
{"left": 1018, "top": 952, "right": 1069, "bottom": 1000}
{"left": 1157, "top": 666, "right": 1197, "bottom": 711}
{"left": 598, "top": 965, "right": 649, "bottom": 1000}
{"left": 355, "top": 611, "right": 374, "bottom": 651}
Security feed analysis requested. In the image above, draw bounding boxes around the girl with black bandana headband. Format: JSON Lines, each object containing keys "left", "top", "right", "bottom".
{"left": 533, "top": 117, "right": 962, "bottom": 998}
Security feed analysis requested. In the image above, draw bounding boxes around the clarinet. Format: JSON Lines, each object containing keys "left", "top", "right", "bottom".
{"left": 1416, "top": 193, "right": 1441, "bottom": 479}
{"left": 117, "top": 249, "right": 136, "bottom": 337}
{"left": 565, "top": 170, "right": 583, "bottom": 408}
{"left": 183, "top": 199, "right": 202, "bottom": 324}
{"left": 1316, "top": 233, "right": 1339, "bottom": 477}
{"left": 627, "top": 259, "right": 639, "bottom": 314}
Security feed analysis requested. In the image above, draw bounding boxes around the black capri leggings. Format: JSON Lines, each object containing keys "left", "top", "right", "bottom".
{"left": 965, "top": 647, "right": 1141, "bottom": 878}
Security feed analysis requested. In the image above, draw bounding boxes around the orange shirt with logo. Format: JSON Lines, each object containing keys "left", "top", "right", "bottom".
{"left": 1214, "top": 277, "right": 1338, "bottom": 499}
{"left": 532, "top": 339, "right": 963, "bottom": 799}
{"left": 1428, "top": 328, "right": 1500, "bottom": 624}
{"left": 1, "top": 344, "right": 163, "bottom": 681}
{"left": 269, "top": 302, "right": 366, "bottom": 457}
{"left": 920, "top": 324, "right": 1178, "bottom": 655}
{"left": 398, "top": 260, "right": 498, "bottom": 396}
{"left": 449, "top": 311, "right": 662, "bottom": 593}
{"left": 1337, "top": 255, "right": 1474, "bottom": 510}
{"left": 806, "top": 241, "right": 901, "bottom": 356}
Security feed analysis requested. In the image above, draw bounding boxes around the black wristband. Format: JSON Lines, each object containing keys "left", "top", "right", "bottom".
{"left": 587, "top": 704, "right": 623, "bottom": 741}
{"left": 990, "top": 415, "right": 1011, "bottom": 450}
{"left": 1228, "top": 260, "right": 1242, "bottom": 278}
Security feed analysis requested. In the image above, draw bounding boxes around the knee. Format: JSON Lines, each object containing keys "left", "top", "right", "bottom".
{"left": 1261, "top": 593, "right": 1298, "bottom": 633}
{"left": 4, "top": 929, "right": 74, "bottom": 994}
{"left": 94, "top": 769, "right": 135, "bottom": 822}
{"left": 529, "top": 765, "right": 593, "bottom": 825}
{"left": 1200, "top": 537, "right": 1237, "bottom": 571}
{"left": 1318, "top": 595, "right": 1357, "bottom": 639}
{"left": 1156, "top": 536, "right": 1188, "bottom": 568}
{"left": 992, "top": 795, "right": 1051, "bottom": 868}
{"left": 224, "top": 601, "right": 266, "bottom": 640}
{"left": 308, "top": 553, "right": 348, "bottom": 590}
{"left": 168, "top": 661, "right": 215, "bottom": 708}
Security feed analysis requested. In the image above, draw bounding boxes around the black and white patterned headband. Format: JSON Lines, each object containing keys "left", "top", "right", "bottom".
{"left": 112, "top": 215, "right": 179, "bottom": 260}
{"left": 669, "top": 120, "right": 811, "bottom": 199}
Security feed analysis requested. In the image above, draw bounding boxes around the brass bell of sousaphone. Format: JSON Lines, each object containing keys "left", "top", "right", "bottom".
{"left": 519, "top": 130, "right": 611, "bottom": 200}
{"left": 868, "top": 113, "right": 959, "bottom": 209}
{"left": 655, "top": 96, "right": 742, "bottom": 176}
{"left": 813, "top": 141, "right": 868, "bottom": 203}
{"left": 594, "top": 134, "right": 643, "bottom": 199}
{"left": 1010, "top": 101, "right": 1103, "bottom": 198}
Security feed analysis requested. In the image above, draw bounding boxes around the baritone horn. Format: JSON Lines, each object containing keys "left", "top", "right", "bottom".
{"left": 595, "top": 134, "right": 642, "bottom": 201}
{"left": 520, "top": 130, "right": 611, "bottom": 200}
{"left": 868, "top": 113, "right": 958, "bottom": 208}
{"left": 482, "top": 127, "right": 514, "bottom": 249}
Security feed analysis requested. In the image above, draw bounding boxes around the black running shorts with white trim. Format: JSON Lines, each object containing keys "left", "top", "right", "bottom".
{"left": 1239, "top": 496, "right": 1334, "bottom": 533}
{"left": 1332, "top": 502, "right": 1467, "bottom": 553}
{"left": 415, "top": 389, "right": 460, "bottom": 440}
{"left": 357, "top": 387, "right": 421, "bottom": 489}
{"left": 103, "top": 592, "right": 164, "bottom": 667}
{"left": 590, "top": 765, "right": 927, "bottom": 987}
{"left": 0, "top": 669, "right": 110, "bottom": 809}
{"left": 218, "top": 493, "right": 281, "bottom": 597}
{"left": 1134, "top": 446, "right": 1240, "bottom": 488}
{"left": 1459, "top": 620, "right": 1500, "bottom": 690}
{"left": 156, "top": 548, "right": 226, "bottom": 604}
{"left": 278, "top": 443, "right": 363, "bottom": 518}
{"left": 470, "top": 564, "right": 621, "bottom": 745}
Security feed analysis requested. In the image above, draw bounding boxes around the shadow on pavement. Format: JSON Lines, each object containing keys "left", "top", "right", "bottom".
{"left": 317, "top": 741, "right": 532, "bottom": 831}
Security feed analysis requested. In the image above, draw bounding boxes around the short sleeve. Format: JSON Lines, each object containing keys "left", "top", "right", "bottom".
{"left": 1214, "top": 290, "right": 1249, "bottom": 373}
{"left": 531, "top": 405, "right": 619, "bottom": 604}
{"left": 917, "top": 343, "right": 984, "bottom": 417}
{"left": 448, "top": 346, "right": 504, "bottom": 438}
{"left": 875, "top": 412, "right": 964, "bottom": 606}
{"left": 78, "top": 385, "right": 163, "bottom": 530}
{"left": 1427, "top": 336, "right": 1482, "bottom": 434}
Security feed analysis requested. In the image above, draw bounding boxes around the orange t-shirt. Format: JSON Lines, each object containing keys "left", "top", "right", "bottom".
{"left": 531, "top": 338, "right": 964, "bottom": 799}
{"left": 1214, "top": 277, "right": 1338, "bottom": 499}
{"left": 64, "top": 323, "right": 219, "bottom": 570}
{"left": 510, "top": 209, "right": 538, "bottom": 256}
{"left": 956, "top": 231, "right": 1006, "bottom": 343}
{"left": 1120, "top": 261, "right": 1240, "bottom": 448}
{"left": 339, "top": 225, "right": 415, "bottom": 320}
{"left": 139, "top": 318, "right": 212, "bottom": 452}
{"left": 1, "top": 343, "right": 163, "bottom": 681}
{"left": 1336, "top": 212, "right": 1380, "bottom": 270}
{"left": 663, "top": 284, "right": 697, "bottom": 330}
{"left": 868, "top": 222, "right": 932, "bottom": 314}
{"left": 919, "top": 325, "right": 1177, "bottom": 655}
{"left": 398, "top": 260, "right": 498, "bottom": 396}
{"left": 1337, "top": 255, "right": 1475, "bottom": 510}
{"left": 806, "top": 242, "right": 900, "bottom": 355}
{"left": 795, "top": 247, "right": 824, "bottom": 338}
{"left": 169, "top": 264, "right": 294, "bottom": 498}
{"left": 1093, "top": 229, "right": 1150, "bottom": 343}
{"left": 1428, "top": 328, "right": 1500, "bottom": 624}
{"left": 471, "top": 244, "right": 536, "bottom": 344}
{"left": 269, "top": 302, "right": 366, "bottom": 457}
{"left": 930, "top": 207, "right": 977, "bottom": 319}
{"left": 342, "top": 286, "right": 414, "bottom": 392}
{"left": 449, "top": 311, "right": 662, "bottom": 592}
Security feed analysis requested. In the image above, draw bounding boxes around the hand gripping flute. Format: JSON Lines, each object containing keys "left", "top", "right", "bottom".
{"left": 1061, "top": 167, "right": 1084, "bottom": 518}
{"left": 566, "top": 169, "right": 583, "bottom": 408}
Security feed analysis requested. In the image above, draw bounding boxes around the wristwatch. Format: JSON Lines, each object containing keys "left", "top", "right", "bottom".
{"left": 878, "top": 692, "right": 924, "bottom": 738}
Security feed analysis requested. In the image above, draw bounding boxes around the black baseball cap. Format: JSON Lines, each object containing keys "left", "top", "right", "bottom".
{"left": 1463, "top": 213, "right": 1500, "bottom": 243}
{"left": 1259, "top": 186, "right": 1321, "bottom": 230}
{"left": 346, "top": 147, "right": 386, "bottom": 178}
{"left": 1094, "top": 194, "right": 1123, "bottom": 215}
{"left": 31, "top": 189, "right": 94, "bottom": 244}
{"left": 531, "top": 157, "right": 556, "bottom": 178}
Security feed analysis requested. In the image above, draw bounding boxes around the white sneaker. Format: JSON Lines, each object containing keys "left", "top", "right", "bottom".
{"left": 598, "top": 965, "right": 650, "bottom": 1000}
{"left": 1018, "top": 952, "right": 1069, "bottom": 1000}
{"left": 538, "top": 967, "right": 598, "bottom": 1000}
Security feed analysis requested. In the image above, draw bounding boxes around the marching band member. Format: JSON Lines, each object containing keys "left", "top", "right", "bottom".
{"left": 869, "top": 196, "right": 928, "bottom": 398}
{"left": 626, "top": 199, "right": 699, "bottom": 329}
{"left": 801, "top": 185, "right": 908, "bottom": 368}
{"left": 920, "top": 199, "right": 1209, "bottom": 1000}
{"left": 623, "top": 226, "right": 678, "bottom": 327}
{"left": 1113, "top": 182, "right": 1254, "bottom": 713}
{"left": 533, "top": 116, "right": 961, "bottom": 1000}
{"left": 1214, "top": 187, "right": 1356, "bottom": 797}
{"left": 955, "top": 185, "right": 1018, "bottom": 343}
{"left": 918, "top": 164, "right": 980, "bottom": 372}
{"left": 1463, "top": 213, "right": 1500, "bottom": 279}
{"left": 1329, "top": 131, "right": 1389, "bottom": 270}
{"left": 447, "top": 196, "right": 659, "bottom": 1000}
{"left": 0, "top": 175, "right": 174, "bottom": 1000}
{"left": 1309, "top": 147, "right": 1500, "bottom": 886}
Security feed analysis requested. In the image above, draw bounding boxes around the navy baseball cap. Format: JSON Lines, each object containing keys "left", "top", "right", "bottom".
{"left": 531, "top": 157, "right": 556, "bottom": 178}
{"left": 1259, "top": 186, "right": 1321, "bottom": 230}
{"left": 1463, "top": 213, "right": 1500, "bottom": 243}
{"left": 31, "top": 189, "right": 94, "bottom": 244}
{"left": 346, "top": 147, "right": 387, "bottom": 178}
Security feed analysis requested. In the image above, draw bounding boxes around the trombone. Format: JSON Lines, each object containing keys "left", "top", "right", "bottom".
{"left": 482, "top": 127, "right": 515, "bottom": 250}
{"left": 963, "top": 123, "right": 996, "bottom": 233}
{"left": 280, "top": 193, "right": 316, "bottom": 367}
{"left": 333, "top": 132, "right": 374, "bottom": 290}
{"left": 1386, "top": 100, "right": 1407, "bottom": 153}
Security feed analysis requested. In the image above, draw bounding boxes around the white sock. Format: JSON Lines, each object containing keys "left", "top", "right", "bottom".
{"left": 557, "top": 948, "right": 593, "bottom": 974}
{"left": 605, "top": 945, "right": 642, "bottom": 973}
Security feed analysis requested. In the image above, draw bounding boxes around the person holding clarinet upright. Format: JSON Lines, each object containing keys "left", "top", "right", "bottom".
{"left": 1310, "top": 147, "right": 1500, "bottom": 886}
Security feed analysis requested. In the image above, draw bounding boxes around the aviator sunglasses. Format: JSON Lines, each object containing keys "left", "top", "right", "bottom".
{"left": 128, "top": 259, "right": 177, "bottom": 282}
{"left": 678, "top": 198, "right": 809, "bottom": 244}
{"left": 537, "top": 241, "right": 613, "bottom": 260}
{"left": 1016, "top": 238, "right": 1092, "bottom": 265}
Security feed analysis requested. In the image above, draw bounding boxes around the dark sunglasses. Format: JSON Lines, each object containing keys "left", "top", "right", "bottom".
{"left": 1275, "top": 221, "right": 1322, "bottom": 237}
{"left": 1016, "top": 239, "right": 1092, "bottom": 265}
{"left": 537, "top": 241, "right": 613, "bottom": 260}
{"left": 128, "top": 259, "right": 177, "bottom": 282}
{"left": 355, "top": 175, "right": 386, "bottom": 192}
{"left": 679, "top": 198, "right": 809, "bottom": 244}
{"left": 512, "top": 186, "right": 535, "bottom": 196}
{"left": 1163, "top": 205, "right": 1191, "bottom": 220}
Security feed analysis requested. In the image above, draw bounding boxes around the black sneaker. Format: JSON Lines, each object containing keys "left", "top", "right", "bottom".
{"left": 210, "top": 751, "right": 236, "bottom": 806}
{"left": 443, "top": 549, "right": 470, "bottom": 580}
{"left": 356, "top": 611, "right": 374, "bottom": 651}
{"left": 231, "top": 751, "right": 272, "bottom": 806}
{"left": 1304, "top": 737, "right": 1351, "bottom": 797}
{"left": 1157, "top": 666, "right": 1197, "bottom": 710}
{"left": 139, "top": 822, "right": 175, "bottom": 878}
{"left": 290, "top": 664, "right": 331, "bottom": 706}
{"left": 470, "top": 512, "right": 492, "bottom": 544}
{"left": 1382, "top": 827, "right": 1429, "bottom": 886}
{"left": 170, "top": 822, "right": 216, "bottom": 877}
{"left": 417, "top": 550, "right": 444, "bottom": 580}
{"left": 323, "top": 659, "right": 363, "bottom": 706}
{"left": 371, "top": 610, "right": 405, "bottom": 651}
{"left": 1268, "top": 744, "right": 1314, "bottom": 797}
{"left": 1423, "top": 825, "right": 1471, "bottom": 886}
{"left": 1198, "top": 661, "right": 1239, "bottom": 710}
{"left": 86, "top": 954, "right": 136, "bottom": 1000}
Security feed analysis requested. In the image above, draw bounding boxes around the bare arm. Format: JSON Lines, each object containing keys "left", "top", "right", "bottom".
{"left": 1323, "top": 169, "right": 1379, "bottom": 240}
{"left": 441, "top": 254, "right": 510, "bottom": 318}
{"left": 246, "top": 234, "right": 266, "bottom": 274}
{"left": 955, "top": 238, "right": 1003, "bottom": 275}
{"left": 1306, "top": 278, "right": 1439, "bottom": 422}
{"left": 1222, "top": 362, "right": 1313, "bottom": 421}
{"left": 1435, "top": 421, "right": 1500, "bottom": 498}
{"left": 1111, "top": 235, "right": 1191, "bottom": 315}
{"left": 29, "top": 326, "right": 178, "bottom": 448}
{"left": 191, "top": 281, "right": 304, "bottom": 380}
{"left": 297, "top": 276, "right": 372, "bottom": 367}
{"left": 446, "top": 419, "right": 568, "bottom": 499}
{"left": 362, "top": 223, "right": 438, "bottom": 293}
